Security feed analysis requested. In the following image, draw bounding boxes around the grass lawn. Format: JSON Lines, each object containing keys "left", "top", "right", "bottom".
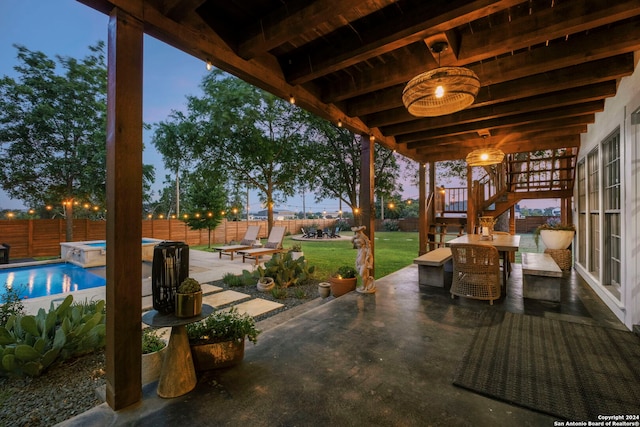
{"left": 194, "top": 231, "right": 541, "bottom": 281}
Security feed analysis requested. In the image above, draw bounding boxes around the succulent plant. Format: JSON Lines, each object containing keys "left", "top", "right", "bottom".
{"left": 177, "top": 277, "right": 202, "bottom": 294}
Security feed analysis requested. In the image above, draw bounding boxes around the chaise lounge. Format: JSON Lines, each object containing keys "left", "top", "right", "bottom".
{"left": 237, "top": 226, "right": 286, "bottom": 265}
{"left": 212, "top": 225, "right": 261, "bottom": 261}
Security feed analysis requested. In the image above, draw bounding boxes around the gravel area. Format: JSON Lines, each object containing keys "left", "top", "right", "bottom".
{"left": 0, "top": 279, "right": 326, "bottom": 426}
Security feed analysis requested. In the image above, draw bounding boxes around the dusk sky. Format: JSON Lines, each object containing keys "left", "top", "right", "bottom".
{"left": 1, "top": 1, "right": 551, "bottom": 213}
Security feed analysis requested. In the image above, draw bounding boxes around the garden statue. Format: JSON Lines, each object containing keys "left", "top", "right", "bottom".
{"left": 351, "top": 226, "right": 376, "bottom": 293}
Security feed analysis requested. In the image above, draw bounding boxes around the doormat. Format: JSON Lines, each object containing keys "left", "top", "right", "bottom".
{"left": 452, "top": 311, "right": 640, "bottom": 420}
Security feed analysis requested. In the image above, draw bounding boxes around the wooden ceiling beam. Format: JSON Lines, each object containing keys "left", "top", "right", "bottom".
{"left": 236, "top": 0, "right": 396, "bottom": 60}
{"left": 395, "top": 101, "right": 602, "bottom": 143}
{"left": 458, "top": 0, "right": 640, "bottom": 64}
{"left": 323, "top": 18, "right": 640, "bottom": 103}
{"left": 404, "top": 126, "right": 588, "bottom": 151}
{"left": 285, "top": 0, "right": 522, "bottom": 85}
{"left": 346, "top": 54, "right": 634, "bottom": 117}
{"left": 370, "top": 80, "right": 616, "bottom": 130}
{"left": 413, "top": 135, "right": 581, "bottom": 163}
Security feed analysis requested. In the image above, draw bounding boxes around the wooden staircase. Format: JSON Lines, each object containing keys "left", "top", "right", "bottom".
{"left": 476, "top": 148, "right": 577, "bottom": 219}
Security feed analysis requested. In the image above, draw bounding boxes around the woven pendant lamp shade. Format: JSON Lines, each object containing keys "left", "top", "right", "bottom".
{"left": 466, "top": 148, "right": 505, "bottom": 166}
{"left": 402, "top": 66, "right": 480, "bottom": 117}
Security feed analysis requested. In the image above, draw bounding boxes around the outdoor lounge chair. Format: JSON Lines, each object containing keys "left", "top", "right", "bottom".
{"left": 213, "top": 225, "right": 261, "bottom": 260}
{"left": 237, "top": 226, "right": 286, "bottom": 265}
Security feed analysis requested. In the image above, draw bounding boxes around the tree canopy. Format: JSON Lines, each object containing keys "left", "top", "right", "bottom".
{"left": 0, "top": 42, "right": 154, "bottom": 238}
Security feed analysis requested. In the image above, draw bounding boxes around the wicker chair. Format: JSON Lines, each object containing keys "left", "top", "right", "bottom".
{"left": 450, "top": 243, "right": 501, "bottom": 305}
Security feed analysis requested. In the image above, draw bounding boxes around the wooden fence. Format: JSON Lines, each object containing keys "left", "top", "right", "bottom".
{"left": 0, "top": 218, "right": 337, "bottom": 260}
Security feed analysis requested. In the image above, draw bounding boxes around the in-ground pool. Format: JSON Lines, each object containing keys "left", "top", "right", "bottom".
{"left": 60, "top": 238, "right": 163, "bottom": 267}
{"left": 0, "top": 261, "right": 153, "bottom": 300}
{"left": 0, "top": 263, "right": 106, "bottom": 300}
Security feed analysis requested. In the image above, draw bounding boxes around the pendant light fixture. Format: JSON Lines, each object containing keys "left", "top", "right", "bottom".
{"left": 402, "top": 42, "right": 480, "bottom": 117}
{"left": 466, "top": 134, "right": 504, "bottom": 166}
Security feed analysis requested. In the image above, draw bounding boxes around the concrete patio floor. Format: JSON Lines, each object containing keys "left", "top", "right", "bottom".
{"left": 58, "top": 261, "right": 627, "bottom": 427}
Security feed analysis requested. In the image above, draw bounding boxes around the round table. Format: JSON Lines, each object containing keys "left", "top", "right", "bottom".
{"left": 142, "top": 304, "right": 214, "bottom": 398}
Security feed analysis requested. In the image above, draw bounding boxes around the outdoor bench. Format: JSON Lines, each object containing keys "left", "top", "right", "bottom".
{"left": 413, "top": 247, "right": 453, "bottom": 288}
{"left": 521, "top": 252, "right": 563, "bottom": 302}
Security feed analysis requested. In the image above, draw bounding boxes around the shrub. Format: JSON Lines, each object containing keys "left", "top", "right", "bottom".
{"left": 142, "top": 328, "right": 166, "bottom": 354}
{"left": 382, "top": 219, "right": 400, "bottom": 231}
{"left": 186, "top": 307, "right": 260, "bottom": 345}
{"left": 222, "top": 272, "right": 244, "bottom": 287}
{"left": 244, "top": 252, "right": 315, "bottom": 288}
{"left": 0, "top": 284, "right": 25, "bottom": 327}
{"left": 270, "top": 286, "right": 288, "bottom": 299}
{"left": 334, "top": 265, "right": 357, "bottom": 279}
{"left": 0, "top": 295, "right": 106, "bottom": 377}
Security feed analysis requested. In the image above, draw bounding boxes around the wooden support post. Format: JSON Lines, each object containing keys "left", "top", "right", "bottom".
{"left": 360, "top": 135, "right": 375, "bottom": 275}
{"left": 105, "top": 8, "right": 143, "bottom": 410}
{"left": 418, "top": 163, "right": 427, "bottom": 255}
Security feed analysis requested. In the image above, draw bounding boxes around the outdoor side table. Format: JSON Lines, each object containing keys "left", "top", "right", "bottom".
{"left": 142, "top": 304, "right": 213, "bottom": 398}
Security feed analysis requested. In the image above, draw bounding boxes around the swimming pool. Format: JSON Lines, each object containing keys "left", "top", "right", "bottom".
{"left": 0, "top": 262, "right": 106, "bottom": 300}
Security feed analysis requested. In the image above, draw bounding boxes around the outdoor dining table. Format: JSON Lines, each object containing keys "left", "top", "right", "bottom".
{"left": 447, "top": 233, "right": 521, "bottom": 289}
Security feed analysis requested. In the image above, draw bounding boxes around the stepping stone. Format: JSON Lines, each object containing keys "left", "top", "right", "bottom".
{"left": 203, "top": 290, "right": 250, "bottom": 307}
{"left": 201, "top": 283, "right": 223, "bottom": 295}
{"left": 224, "top": 298, "right": 284, "bottom": 317}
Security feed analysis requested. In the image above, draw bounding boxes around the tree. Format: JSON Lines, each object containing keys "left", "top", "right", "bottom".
{"left": 301, "top": 116, "right": 404, "bottom": 213}
{"left": 180, "top": 167, "right": 228, "bottom": 247}
{"left": 0, "top": 43, "right": 155, "bottom": 240}
{"left": 154, "top": 70, "right": 309, "bottom": 233}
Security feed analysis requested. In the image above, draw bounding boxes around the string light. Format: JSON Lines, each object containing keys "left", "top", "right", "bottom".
{"left": 289, "top": 95, "right": 295, "bottom": 104}
{"left": 206, "top": 60, "right": 212, "bottom": 71}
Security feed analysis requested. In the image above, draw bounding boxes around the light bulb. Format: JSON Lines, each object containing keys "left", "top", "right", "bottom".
{"left": 480, "top": 153, "right": 489, "bottom": 161}
{"left": 206, "top": 61, "right": 212, "bottom": 71}
{"left": 435, "top": 85, "right": 445, "bottom": 98}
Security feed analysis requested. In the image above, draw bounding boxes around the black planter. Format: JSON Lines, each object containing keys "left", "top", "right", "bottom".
{"left": 151, "top": 241, "right": 189, "bottom": 314}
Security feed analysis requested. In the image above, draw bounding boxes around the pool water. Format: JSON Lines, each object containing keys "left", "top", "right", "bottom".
{"left": 0, "top": 263, "right": 106, "bottom": 300}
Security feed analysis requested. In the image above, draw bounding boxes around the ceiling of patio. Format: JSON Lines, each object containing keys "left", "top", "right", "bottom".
{"left": 80, "top": 0, "right": 640, "bottom": 163}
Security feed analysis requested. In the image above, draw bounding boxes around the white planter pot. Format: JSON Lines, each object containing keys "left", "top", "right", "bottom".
{"left": 257, "top": 277, "right": 275, "bottom": 292}
{"left": 291, "top": 251, "right": 304, "bottom": 260}
{"left": 141, "top": 345, "right": 167, "bottom": 385}
{"left": 540, "top": 229, "right": 575, "bottom": 250}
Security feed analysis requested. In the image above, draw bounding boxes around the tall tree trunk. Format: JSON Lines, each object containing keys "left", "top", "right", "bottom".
{"left": 65, "top": 202, "right": 74, "bottom": 241}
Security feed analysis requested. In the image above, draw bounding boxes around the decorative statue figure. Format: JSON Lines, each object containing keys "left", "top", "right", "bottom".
{"left": 351, "top": 226, "right": 376, "bottom": 293}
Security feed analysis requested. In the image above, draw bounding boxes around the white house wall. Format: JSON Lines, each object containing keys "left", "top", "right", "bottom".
{"left": 577, "top": 53, "right": 640, "bottom": 330}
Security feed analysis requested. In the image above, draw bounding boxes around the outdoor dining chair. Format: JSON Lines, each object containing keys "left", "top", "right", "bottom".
{"left": 449, "top": 243, "right": 501, "bottom": 305}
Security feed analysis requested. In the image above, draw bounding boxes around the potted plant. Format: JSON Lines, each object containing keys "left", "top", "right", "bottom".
{"left": 329, "top": 265, "right": 357, "bottom": 297}
{"left": 533, "top": 218, "right": 576, "bottom": 250}
{"left": 175, "top": 277, "right": 203, "bottom": 318}
{"left": 141, "top": 328, "right": 167, "bottom": 385}
{"left": 186, "top": 308, "right": 261, "bottom": 371}
{"left": 289, "top": 243, "right": 304, "bottom": 260}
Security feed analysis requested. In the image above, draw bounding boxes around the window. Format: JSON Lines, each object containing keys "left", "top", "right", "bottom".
{"left": 577, "top": 160, "right": 586, "bottom": 266}
{"left": 602, "top": 130, "right": 621, "bottom": 298}
{"left": 587, "top": 148, "right": 599, "bottom": 275}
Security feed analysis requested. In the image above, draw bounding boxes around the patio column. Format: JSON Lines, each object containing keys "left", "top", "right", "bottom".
{"left": 105, "top": 8, "right": 143, "bottom": 410}
{"left": 418, "top": 163, "right": 427, "bottom": 255}
{"left": 360, "top": 135, "right": 375, "bottom": 274}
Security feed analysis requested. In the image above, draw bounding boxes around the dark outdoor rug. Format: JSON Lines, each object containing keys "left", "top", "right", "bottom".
{"left": 452, "top": 312, "right": 640, "bottom": 420}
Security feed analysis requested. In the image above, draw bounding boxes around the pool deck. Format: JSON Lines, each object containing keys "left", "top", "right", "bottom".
{"left": 19, "top": 249, "right": 261, "bottom": 314}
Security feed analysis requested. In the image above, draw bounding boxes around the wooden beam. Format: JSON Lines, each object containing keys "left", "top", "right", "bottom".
{"left": 236, "top": 0, "right": 397, "bottom": 59}
{"left": 105, "top": 7, "right": 143, "bottom": 410}
{"left": 406, "top": 126, "right": 587, "bottom": 151}
{"left": 360, "top": 135, "right": 375, "bottom": 275}
{"left": 323, "top": 19, "right": 640, "bottom": 103}
{"left": 396, "top": 102, "right": 602, "bottom": 144}
{"left": 373, "top": 81, "right": 616, "bottom": 131}
{"left": 285, "top": 0, "right": 523, "bottom": 85}
{"left": 347, "top": 54, "right": 634, "bottom": 117}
